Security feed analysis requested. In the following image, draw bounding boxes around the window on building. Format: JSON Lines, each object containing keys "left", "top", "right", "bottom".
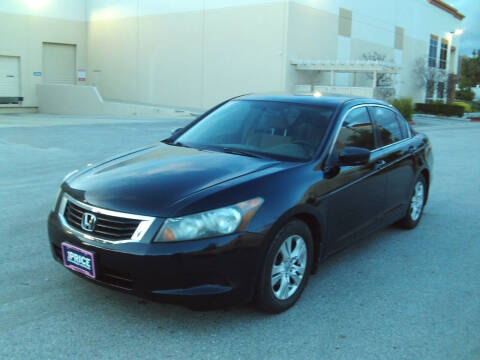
{"left": 439, "top": 40, "right": 448, "bottom": 69}
{"left": 437, "top": 82, "right": 445, "bottom": 99}
{"left": 428, "top": 36, "right": 438, "bottom": 68}
{"left": 395, "top": 27, "right": 404, "bottom": 50}
{"left": 338, "top": 8, "right": 352, "bottom": 37}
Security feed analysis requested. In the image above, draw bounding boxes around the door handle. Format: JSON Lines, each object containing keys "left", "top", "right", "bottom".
{"left": 407, "top": 146, "right": 415, "bottom": 154}
{"left": 374, "top": 160, "right": 387, "bottom": 170}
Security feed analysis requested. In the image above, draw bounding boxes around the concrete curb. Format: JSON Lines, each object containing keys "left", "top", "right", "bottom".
{"left": 412, "top": 114, "right": 471, "bottom": 122}
{"left": 467, "top": 112, "right": 480, "bottom": 122}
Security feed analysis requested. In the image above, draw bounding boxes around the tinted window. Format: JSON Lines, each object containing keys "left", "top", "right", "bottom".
{"left": 370, "top": 107, "right": 405, "bottom": 146}
{"left": 176, "top": 100, "right": 334, "bottom": 161}
{"left": 428, "top": 37, "right": 438, "bottom": 67}
{"left": 439, "top": 40, "right": 448, "bottom": 69}
{"left": 335, "top": 107, "right": 375, "bottom": 151}
{"left": 396, "top": 114, "right": 410, "bottom": 138}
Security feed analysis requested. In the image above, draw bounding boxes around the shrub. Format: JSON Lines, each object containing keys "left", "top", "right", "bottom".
{"left": 415, "top": 103, "right": 465, "bottom": 117}
{"left": 433, "top": 99, "right": 445, "bottom": 105}
{"left": 455, "top": 88, "right": 475, "bottom": 101}
{"left": 452, "top": 101, "right": 472, "bottom": 113}
{"left": 466, "top": 100, "right": 480, "bottom": 112}
{"left": 392, "top": 98, "right": 413, "bottom": 120}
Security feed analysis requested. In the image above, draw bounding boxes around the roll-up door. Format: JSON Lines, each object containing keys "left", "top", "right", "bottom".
{"left": 43, "top": 43, "right": 76, "bottom": 84}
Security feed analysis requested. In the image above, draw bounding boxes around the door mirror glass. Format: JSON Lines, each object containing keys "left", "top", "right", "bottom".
{"left": 339, "top": 146, "right": 371, "bottom": 166}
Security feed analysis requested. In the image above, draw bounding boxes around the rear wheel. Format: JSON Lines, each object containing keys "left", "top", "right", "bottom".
{"left": 399, "top": 174, "right": 426, "bottom": 229}
{"left": 256, "top": 220, "right": 313, "bottom": 313}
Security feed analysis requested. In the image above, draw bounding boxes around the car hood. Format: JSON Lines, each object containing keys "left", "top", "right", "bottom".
{"left": 65, "top": 143, "right": 279, "bottom": 216}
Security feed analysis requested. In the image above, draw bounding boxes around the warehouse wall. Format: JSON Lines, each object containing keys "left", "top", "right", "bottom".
{"left": 0, "top": 0, "right": 87, "bottom": 108}
{"left": 0, "top": 0, "right": 462, "bottom": 110}
{"left": 284, "top": 2, "right": 339, "bottom": 93}
{"left": 86, "top": 0, "right": 287, "bottom": 109}
{"left": 285, "top": 0, "right": 462, "bottom": 103}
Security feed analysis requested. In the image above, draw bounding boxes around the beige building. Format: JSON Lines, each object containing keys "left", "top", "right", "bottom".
{"left": 0, "top": 0, "right": 464, "bottom": 112}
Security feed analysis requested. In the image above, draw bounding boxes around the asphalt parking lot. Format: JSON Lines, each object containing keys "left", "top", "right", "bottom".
{"left": 1, "top": 113, "right": 479, "bottom": 359}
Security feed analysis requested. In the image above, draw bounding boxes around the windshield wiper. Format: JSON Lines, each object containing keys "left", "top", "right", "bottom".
{"left": 221, "top": 147, "right": 264, "bottom": 159}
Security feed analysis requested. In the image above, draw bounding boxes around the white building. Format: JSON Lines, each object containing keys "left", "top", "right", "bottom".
{"left": 0, "top": 0, "right": 464, "bottom": 112}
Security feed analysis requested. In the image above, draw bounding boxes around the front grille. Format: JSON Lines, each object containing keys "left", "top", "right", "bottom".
{"left": 64, "top": 201, "right": 141, "bottom": 241}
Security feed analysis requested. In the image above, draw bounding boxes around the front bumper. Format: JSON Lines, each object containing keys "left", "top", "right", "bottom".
{"left": 48, "top": 212, "right": 266, "bottom": 308}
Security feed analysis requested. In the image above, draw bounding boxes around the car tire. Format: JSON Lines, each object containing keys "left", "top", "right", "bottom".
{"left": 399, "top": 174, "right": 427, "bottom": 229}
{"left": 256, "top": 220, "right": 313, "bottom": 313}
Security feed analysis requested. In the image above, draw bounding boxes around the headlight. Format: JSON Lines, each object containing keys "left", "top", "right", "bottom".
{"left": 155, "top": 197, "right": 264, "bottom": 242}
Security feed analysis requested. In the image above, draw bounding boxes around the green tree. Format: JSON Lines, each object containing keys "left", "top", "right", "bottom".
{"left": 459, "top": 50, "right": 480, "bottom": 89}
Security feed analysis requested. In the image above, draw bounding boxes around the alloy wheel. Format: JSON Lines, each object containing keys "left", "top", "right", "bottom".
{"left": 410, "top": 181, "right": 425, "bottom": 221}
{"left": 271, "top": 235, "right": 307, "bottom": 300}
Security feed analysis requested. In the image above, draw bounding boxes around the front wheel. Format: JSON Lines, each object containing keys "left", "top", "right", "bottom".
{"left": 399, "top": 174, "right": 426, "bottom": 229}
{"left": 256, "top": 220, "right": 313, "bottom": 313}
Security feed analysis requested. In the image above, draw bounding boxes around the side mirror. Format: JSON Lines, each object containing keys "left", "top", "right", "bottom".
{"left": 339, "top": 146, "right": 370, "bottom": 166}
{"left": 171, "top": 127, "right": 183, "bottom": 136}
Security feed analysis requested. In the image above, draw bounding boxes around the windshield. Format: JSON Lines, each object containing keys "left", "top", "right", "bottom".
{"left": 175, "top": 100, "right": 335, "bottom": 161}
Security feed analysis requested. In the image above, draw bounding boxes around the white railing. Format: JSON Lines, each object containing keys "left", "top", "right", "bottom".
{"left": 314, "top": 86, "right": 374, "bottom": 97}
{"left": 294, "top": 84, "right": 375, "bottom": 98}
{"left": 294, "top": 84, "right": 313, "bottom": 94}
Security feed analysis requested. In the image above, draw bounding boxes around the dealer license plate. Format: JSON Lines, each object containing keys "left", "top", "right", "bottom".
{"left": 61, "top": 242, "right": 96, "bottom": 279}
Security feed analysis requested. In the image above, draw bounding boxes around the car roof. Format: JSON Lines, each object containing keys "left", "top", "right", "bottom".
{"left": 235, "top": 93, "right": 390, "bottom": 108}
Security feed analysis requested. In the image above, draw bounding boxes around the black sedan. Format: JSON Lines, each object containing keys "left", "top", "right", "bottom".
{"left": 48, "top": 94, "right": 432, "bottom": 313}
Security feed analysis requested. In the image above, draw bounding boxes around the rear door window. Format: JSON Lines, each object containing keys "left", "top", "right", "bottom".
{"left": 396, "top": 114, "right": 410, "bottom": 138}
{"left": 335, "top": 107, "right": 375, "bottom": 151}
{"left": 369, "top": 107, "right": 406, "bottom": 147}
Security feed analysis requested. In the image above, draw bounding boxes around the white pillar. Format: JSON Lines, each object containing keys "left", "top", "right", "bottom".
{"left": 330, "top": 70, "right": 334, "bottom": 86}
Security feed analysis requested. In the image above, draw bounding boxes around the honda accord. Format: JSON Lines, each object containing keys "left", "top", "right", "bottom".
{"left": 48, "top": 94, "right": 432, "bottom": 313}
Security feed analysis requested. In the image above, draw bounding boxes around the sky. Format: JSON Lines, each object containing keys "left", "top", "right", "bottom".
{"left": 447, "top": 0, "right": 480, "bottom": 56}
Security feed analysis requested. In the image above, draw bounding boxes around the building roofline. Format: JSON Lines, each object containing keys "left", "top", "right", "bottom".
{"left": 427, "top": 0, "right": 465, "bottom": 20}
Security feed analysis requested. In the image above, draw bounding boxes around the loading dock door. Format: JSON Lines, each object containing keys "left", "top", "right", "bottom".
{"left": 0, "top": 56, "right": 20, "bottom": 100}
{"left": 42, "top": 43, "right": 76, "bottom": 84}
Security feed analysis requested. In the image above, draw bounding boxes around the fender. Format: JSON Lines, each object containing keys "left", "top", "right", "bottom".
{"left": 260, "top": 203, "right": 328, "bottom": 273}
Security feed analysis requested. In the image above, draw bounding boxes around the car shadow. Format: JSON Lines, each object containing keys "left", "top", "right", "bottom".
{"left": 63, "top": 219, "right": 422, "bottom": 334}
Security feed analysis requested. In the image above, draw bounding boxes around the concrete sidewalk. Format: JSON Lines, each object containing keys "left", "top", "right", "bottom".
{"left": 467, "top": 112, "right": 480, "bottom": 120}
{"left": 412, "top": 113, "right": 470, "bottom": 122}
{"left": 0, "top": 113, "right": 194, "bottom": 128}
